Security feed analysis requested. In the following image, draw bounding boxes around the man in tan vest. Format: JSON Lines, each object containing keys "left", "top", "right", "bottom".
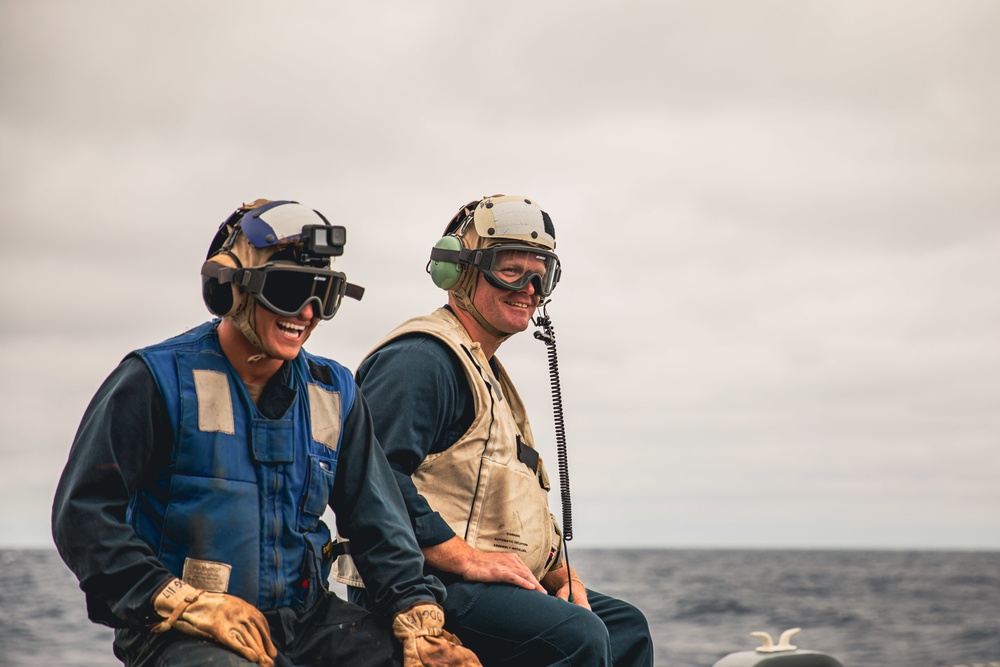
{"left": 339, "top": 195, "right": 653, "bottom": 666}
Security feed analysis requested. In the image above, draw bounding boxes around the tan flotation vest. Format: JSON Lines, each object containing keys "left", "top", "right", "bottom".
{"left": 336, "top": 308, "right": 562, "bottom": 587}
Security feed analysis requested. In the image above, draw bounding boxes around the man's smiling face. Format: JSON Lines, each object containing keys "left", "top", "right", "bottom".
{"left": 472, "top": 251, "right": 546, "bottom": 335}
{"left": 253, "top": 300, "right": 319, "bottom": 361}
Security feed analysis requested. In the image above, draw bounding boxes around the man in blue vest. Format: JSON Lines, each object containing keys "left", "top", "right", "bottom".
{"left": 341, "top": 195, "right": 654, "bottom": 666}
{"left": 52, "top": 199, "right": 481, "bottom": 667}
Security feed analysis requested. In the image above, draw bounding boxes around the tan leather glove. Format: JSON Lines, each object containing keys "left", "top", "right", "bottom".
{"left": 151, "top": 578, "right": 277, "bottom": 667}
{"left": 392, "top": 602, "right": 483, "bottom": 667}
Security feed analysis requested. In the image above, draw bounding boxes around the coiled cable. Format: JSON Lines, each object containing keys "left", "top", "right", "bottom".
{"left": 532, "top": 300, "right": 577, "bottom": 600}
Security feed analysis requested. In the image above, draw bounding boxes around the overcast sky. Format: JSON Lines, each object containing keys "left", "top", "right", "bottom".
{"left": 2, "top": 1, "right": 998, "bottom": 550}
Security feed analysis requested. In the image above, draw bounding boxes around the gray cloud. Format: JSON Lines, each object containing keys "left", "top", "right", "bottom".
{"left": 2, "top": 0, "right": 998, "bottom": 549}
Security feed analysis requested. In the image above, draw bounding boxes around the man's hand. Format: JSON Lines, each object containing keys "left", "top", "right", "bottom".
{"left": 151, "top": 579, "right": 277, "bottom": 667}
{"left": 542, "top": 566, "right": 592, "bottom": 610}
{"left": 392, "top": 602, "right": 482, "bottom": 667}
{"left": 422, "top": 536, "right": 546, "bottom": 593}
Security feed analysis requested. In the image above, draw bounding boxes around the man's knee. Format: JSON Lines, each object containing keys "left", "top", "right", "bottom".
{"left": 555, "top": 606, "right": 614, "bottom": 659}
{"left": 611, "top": 605, "right": 653, "bottom": 667}
{"left": 589, "top": 593, "right": 654, "bottom": 667}
{"left": 616, "top": 600, "right": 652, "bottom": 638}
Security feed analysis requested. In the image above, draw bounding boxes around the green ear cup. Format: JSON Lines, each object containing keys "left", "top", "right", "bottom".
{"left": 429, "top": 235, "right": 464, "bottom": 290}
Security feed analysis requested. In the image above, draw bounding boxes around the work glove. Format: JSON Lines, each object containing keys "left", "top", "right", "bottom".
{"left": 151, "top": 578, "right": 277, "bottom": 667}
{"left": 392, "top": 602, "right": 483, "bottom": 667}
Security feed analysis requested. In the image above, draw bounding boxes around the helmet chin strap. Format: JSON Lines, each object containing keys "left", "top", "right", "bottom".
{"left": 451, "top": 283, "right": 514, "bottom": 343}
{"left": 230, "top": 297, "right": 272, "bottom": 364}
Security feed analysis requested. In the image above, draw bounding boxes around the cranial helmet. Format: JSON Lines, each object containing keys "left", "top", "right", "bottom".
{"left": 427, "top": 194, "right": 559, "bottom": 337}
{"left": 202, "top": 199, "right": 364, "bottom": 357}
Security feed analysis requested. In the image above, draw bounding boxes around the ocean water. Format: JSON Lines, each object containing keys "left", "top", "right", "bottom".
{"left": 1, "top": 548, "right": 997, "bottom": 667}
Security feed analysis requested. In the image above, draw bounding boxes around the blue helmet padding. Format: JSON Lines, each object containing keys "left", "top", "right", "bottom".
{"left": 241, "top": 200, "right": 328, "bottom": 249}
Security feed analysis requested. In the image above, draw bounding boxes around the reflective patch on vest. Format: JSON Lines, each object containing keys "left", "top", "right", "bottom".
{"left": 192, "top": 369, "right": 235, "bottom": 434}
{"left": 308, "top": 384, "right": 342, "bottom": 451}
{"left": 182, "top": 557, "right": 232, "bottom": 593}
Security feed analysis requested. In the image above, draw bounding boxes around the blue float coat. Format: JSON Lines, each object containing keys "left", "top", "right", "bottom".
{"left": 52, "top": 320, "right": 443, "bottom": 630}
{"left": 131, "top": 321, "right": 349, "bottom": 610}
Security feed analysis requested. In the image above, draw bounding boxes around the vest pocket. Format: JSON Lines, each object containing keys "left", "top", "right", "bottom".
{"left": 537, "top": 457, "right": 552, "bottom": 491}
{"left": 299, "top": 521, "right": 334, "bottom": 607}
{"left": 470, "top": 459, "right": 553, "bottom": 579}
{"left": 300, "top": 454, "right": 336, "bottom": 530}
{"left": 251, "top": 418, "right": 295, "bottom": 463}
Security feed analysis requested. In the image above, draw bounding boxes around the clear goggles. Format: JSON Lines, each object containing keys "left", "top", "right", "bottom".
{"left": 207, "top": 262, "right": 364, "bottom": 320}
{"left": 469, "top": 244, "right": 561, "bottom": 296}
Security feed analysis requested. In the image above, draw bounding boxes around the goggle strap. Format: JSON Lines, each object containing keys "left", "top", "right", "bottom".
{"left": 345, "top": 283, "right": 365, "bottom": 301}
{"left": 207, "top": 266, "right": 260, "bottom": 292}
{"left": 201, "top": 261, "right": 238, "bottom": 284}
{"left": 428, "top": 246, "right": 474, "bottom": 264}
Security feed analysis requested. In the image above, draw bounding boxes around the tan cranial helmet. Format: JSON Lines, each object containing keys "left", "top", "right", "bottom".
{"left": 427, "top": 194, "right": 559, "bottom": 338}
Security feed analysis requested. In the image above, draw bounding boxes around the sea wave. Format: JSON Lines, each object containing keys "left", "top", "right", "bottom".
{"left": 2, "top": 548, "right": 998, "bottom": 667}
